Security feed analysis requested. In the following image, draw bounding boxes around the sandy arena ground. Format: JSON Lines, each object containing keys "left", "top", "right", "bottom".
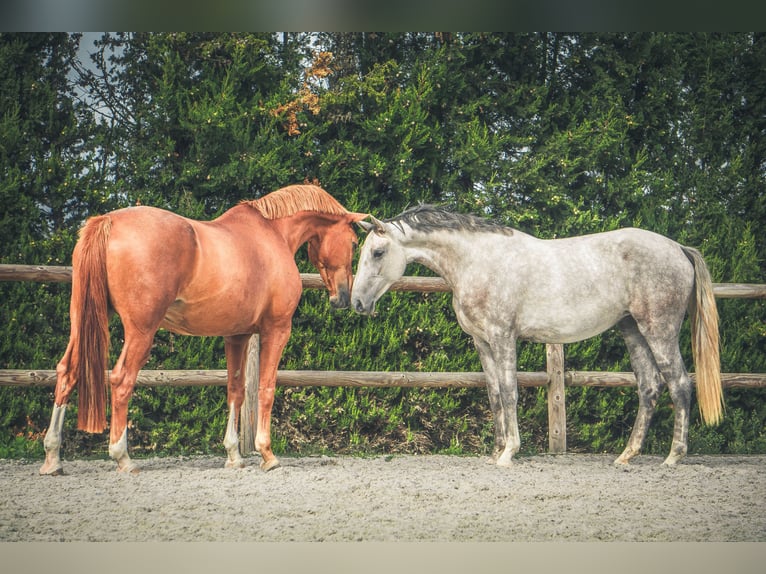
{"left": 1, "top": 453, "right": 764, "bottom": 542}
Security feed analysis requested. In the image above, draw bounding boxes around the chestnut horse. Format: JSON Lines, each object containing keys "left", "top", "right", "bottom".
{"left": 40, "top": 185, "right": 367, "bottom": 475}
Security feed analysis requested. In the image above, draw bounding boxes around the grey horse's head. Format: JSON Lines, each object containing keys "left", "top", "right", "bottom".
{"left": 351, "top": 216, "right": 408, "bottom": 315}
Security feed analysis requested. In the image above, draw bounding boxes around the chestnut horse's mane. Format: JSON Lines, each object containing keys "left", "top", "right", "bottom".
{"left": 243, "top": 184, "right": 348, "bottom": 220}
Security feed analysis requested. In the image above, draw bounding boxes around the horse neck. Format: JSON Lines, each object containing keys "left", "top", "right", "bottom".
{"left": 401, "top": 229, "right": 473, "bottom": 285}
{"left": 269, "top": 211, "right": 338, "bottom": 253}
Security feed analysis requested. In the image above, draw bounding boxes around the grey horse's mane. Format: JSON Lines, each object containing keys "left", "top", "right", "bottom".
{"left": 387, "top": 204, "right": 514, "bottom": 236}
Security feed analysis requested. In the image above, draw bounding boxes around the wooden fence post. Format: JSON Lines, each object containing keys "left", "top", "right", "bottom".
{"left": 239, "top": 334, "right": 259, "bottom": 455}
{"left": 546, "top": 343, "right": 566, "bottom": 454}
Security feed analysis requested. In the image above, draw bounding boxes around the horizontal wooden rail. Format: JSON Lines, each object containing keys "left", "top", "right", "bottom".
{"left": 1, "top": 264, "right": 765, "bottom": 298}
{"left": 0, "top": 263, "right": 329, "bottom": 290}
{"left": 565, "top": 371, "right": 766, "bottom": 388}
{"left": 0, "top": 264, "right": 77, "bottom": 283}
{"left": 0, "top": 369, "right": 536, "bottom": 388}
{"left": 2, "top": 369, "right": 764, "bottom": 389}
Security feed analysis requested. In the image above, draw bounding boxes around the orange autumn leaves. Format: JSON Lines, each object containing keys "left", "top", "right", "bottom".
{"left": 272, "top": 51, "right": 333, "bottom": 136}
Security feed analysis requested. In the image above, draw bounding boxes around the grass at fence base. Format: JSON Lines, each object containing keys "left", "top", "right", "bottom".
{"left": 3, "top": 384, "right": 765, "bottom": 460}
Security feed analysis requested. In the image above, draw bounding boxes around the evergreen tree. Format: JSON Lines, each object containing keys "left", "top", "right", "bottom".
{"left": 1, "top": 33, "right": 763, "bottom": 459}
{"left": 0, "top": 33, "right": 103, "bottom": 456}
{"left": 77, "top": 32, "right": 314, "bottom": 216}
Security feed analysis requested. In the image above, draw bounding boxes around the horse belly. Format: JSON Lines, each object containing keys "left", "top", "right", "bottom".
{"left": 160, "top": 302, "right": 202, "bottom": 336}
{"left": 160, "top": 297, "right": 259, "bottom": 337}
{"left": 521, "top": 312, "right": 624, "bottom": 344}
{"left": 516, "top": 290, "right": 628, "bottom": 344}
{"left": 160, "top": 267, "right": 301, "bottom": 337}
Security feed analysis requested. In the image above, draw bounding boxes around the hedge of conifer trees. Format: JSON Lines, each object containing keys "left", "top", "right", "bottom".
{"left": 1, "top": 33, "right": 764, "bottom": 459}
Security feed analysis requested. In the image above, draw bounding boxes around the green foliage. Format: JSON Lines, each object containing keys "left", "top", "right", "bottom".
{"left": 1, "top": 33, "right": 764, "bottom": 460}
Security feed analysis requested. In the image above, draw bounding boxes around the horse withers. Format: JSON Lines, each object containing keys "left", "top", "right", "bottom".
{"left": 351, "top": 205, "right": 723, "bottom": 467}
{"left": 40, "top": 185, "right": 367, "bottom": 475}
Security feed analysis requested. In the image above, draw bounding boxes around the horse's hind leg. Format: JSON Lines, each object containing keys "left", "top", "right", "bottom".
{"left": 39, "top": 341, "right": 77, "bottom": 475}
{"left": 614, "top": 317, "right": 665, "bottom": 466}
{"left": 656, "top": 346, "right": 693, "bottom": 465}
{"left": 108, "top": 326, "right": 154, "bottom": 473}
{"left": 222, "top": 334, "right": 249, "bottom": 469}
{"left": 637, "top": 325, "right": 693, "bottom": 466}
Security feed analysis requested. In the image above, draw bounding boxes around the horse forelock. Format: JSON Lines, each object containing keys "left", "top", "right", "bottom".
{"left": 244, "top": 185, "right": 348, "bottom": 220}
{"left": 389, "top": 204, "right": 513, "bottom": 236}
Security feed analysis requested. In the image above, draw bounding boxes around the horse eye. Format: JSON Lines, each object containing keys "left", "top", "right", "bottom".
{"left": 372, "top": 248, "right": 385, "bottom": 259}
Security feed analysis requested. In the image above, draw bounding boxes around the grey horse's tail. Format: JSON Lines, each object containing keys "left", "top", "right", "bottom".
{"left": 683, "top": 246, "right": 724, "bottom": 426}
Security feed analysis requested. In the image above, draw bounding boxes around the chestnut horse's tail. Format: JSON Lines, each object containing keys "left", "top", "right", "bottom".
{"left": 683, "top": 246, "right": 724, "bottom": 426}
{"left": 72, "top": 215, "right": 112, "bottom": 433}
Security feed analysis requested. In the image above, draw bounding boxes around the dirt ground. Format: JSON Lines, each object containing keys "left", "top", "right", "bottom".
{"left": 1, "top": 453, "right": 764, "bottom": 542}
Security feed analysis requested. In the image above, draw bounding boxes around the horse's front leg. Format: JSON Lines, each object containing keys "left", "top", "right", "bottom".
{"left": 475, "top": 336, "right": 521, "bottom": 467}
{"left": 474, "top": 338, "right": 505, "bottom": 463}
{"left": 494, "top": 341, "right": 520, "bottom": 467}
{"left": 222, "top": 334, "right": 250, "bottom": 469}
{"left": 254, "top": 321, "right": 292, "bottom": 472}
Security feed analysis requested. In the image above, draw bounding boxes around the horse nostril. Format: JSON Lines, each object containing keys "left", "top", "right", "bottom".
{"left": 353, "top": 298, "right": 365, "bottom": 314}
{"left": 331, "top": 290, "right": 350, "bottom": 309}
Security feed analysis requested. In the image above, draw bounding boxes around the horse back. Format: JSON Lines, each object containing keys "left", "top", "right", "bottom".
{"left": 101, "top": 205, "right": 300, "bottom": 336}
{"left": 454, "top": 227, "right": 696, "bottom": 344}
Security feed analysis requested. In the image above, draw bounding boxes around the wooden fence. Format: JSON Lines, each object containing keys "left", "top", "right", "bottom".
{"left": 2, "top": 263, "right": 765, "bottom": 455}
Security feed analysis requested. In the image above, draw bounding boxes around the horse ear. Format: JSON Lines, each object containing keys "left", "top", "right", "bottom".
{"left": 369, "top": 215, "right": 387, "bottom": 234}
{"left": 348, "top": 212, "right": 369, "bottom": 223}
{"left": 356, "top": 215, "right": 387, "bottom": 235}
{"left": 357, "top": 220, "right": 375, "bottom": 233}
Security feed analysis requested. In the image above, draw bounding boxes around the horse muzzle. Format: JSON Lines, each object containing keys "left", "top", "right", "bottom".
{"left": 330, "top": 286, "right": 351, "bottom": 310}
{"left": 351, "top": 296, "right": 376, "bottom": 316}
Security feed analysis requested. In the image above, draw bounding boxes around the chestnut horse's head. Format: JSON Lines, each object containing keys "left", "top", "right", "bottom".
{"left": 248, "top": 184, "right": 368, "bottom": 310}
{"left": 308, "top": 212, "right": 368, "bottom": 309}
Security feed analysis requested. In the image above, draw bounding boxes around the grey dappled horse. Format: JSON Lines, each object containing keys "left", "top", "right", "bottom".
{"left": 351, "top": 205, "right": 723, "bottom": 467}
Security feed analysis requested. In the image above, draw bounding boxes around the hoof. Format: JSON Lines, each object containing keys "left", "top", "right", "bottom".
{"left": 486, "top": 449, "right": 502, "bottom": 465}
{"left": 260, "top": 457, "right": 281, "bottom": 472}
{"left": 614, "top": 449, "right": 636, "bottom": 466}
{"left": 495, "top": 451, "right": 514, "bottom": 467}
{"left": 117, "top": 462, "right": 140, "bottom": 474}
{"left": 225, "top": 459, "right": 246, "bottom": 470}
{"left": 39, "top": 464, "right": 64, "bottom": 476}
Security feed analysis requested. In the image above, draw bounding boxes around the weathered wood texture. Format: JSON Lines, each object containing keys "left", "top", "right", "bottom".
{"left": 546, "top": 343, "right": 567, "bottom": 454}
{"left": 2, "top": 369, "right": 763, "bottom": 389}
{"left": 239, "top": 335, "right": 260, "bottom": 454}
{"left": 2, "top": 264, "right": 765, "bottom": 298}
